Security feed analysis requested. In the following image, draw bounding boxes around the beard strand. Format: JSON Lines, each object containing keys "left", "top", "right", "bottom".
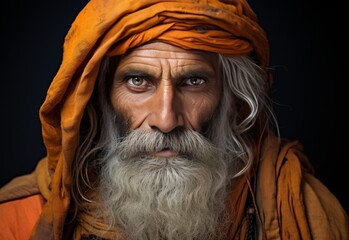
{"left": 97, "top": 129, "right": 231, "bottom": 240}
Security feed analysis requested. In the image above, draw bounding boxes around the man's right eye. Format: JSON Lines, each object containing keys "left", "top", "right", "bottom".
{"left": 127, "top": 76, "right": 147, "bottom": 87}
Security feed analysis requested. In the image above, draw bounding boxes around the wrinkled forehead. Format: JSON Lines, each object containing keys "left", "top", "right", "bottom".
{"left": 119, "top": 41, "right": 220, "bottom": 67}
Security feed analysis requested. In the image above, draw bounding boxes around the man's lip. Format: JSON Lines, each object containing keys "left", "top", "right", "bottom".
{"left": 152, "top": 149, "right": 178, "bottom": 157}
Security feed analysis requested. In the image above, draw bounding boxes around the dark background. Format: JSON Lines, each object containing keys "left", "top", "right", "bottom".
{"left": 1, "top": 1, "right": 347, "bottom": 213}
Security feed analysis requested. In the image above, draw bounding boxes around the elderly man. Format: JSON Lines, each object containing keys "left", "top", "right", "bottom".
{"left": 0, "top": 0, "right": 348, "bottom": 239}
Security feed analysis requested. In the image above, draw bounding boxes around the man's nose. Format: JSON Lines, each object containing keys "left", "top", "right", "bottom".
{"left": 147, "top": 85, "right": 184, "bottom": 133}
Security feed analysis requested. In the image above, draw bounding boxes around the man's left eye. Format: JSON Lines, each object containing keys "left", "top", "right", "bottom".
{"left": 184, "top": 77, "right": 206, "bottom": 86}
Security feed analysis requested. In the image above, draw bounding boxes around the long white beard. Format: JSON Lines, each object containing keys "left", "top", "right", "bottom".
{"left": 98, "top": 129, "right": 231, "bottom": 240}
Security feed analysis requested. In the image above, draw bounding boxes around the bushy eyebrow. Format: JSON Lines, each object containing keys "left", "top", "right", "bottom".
{"left": 114, "top": 62, "right": 218, "bottom": 84}
{"left": 120, "top": 69, "right": 151, "bottom": 77}
{"left": 117, "top": 68, "right": 217, "bottom": 83}
{"left": 179, "top": 71, "right": 214, "bottom": 80}
{"left": 114, "top": 68, "right": 153, "bottom": 83}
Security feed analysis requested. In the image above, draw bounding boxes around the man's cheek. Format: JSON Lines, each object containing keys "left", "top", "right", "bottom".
{"left": 117, "top": 106, "right": 149, "bottom": 130}
{"left": 189, "top": 99, "right": 220, "bottom": 132}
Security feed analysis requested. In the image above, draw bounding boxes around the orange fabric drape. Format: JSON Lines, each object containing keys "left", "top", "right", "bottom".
{"left": 257, "top": 136, "right": 349, "bottom": 240}
{"left": 0, "top": 194, "right": 44, "bottom": 240}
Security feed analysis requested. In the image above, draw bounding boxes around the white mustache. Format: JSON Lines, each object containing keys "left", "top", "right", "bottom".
{"left": 115, "top": 129, "right": 220, "bottom": 161}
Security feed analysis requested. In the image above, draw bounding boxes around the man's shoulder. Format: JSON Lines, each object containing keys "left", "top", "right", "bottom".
{"left": 0, "top": 157, "right": 50, "bottom": 239}
{"left": 0, "top": 194, "right": 44, "bottom": 240}
{"left": 258, "top": 135, "right": 349, "bottom": 239}
{"left": 0, "top": 171, "right": 40, "bottom": 203}
{"left": 0, "top": 157, "right": 49, "bottom": 204}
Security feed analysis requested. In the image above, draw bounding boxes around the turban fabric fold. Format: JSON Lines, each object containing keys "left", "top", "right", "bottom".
{"left": 33, "top": 0, "right": 269, "bottom": 239}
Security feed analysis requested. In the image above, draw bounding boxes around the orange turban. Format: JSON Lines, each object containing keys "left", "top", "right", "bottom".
{"left": 34, "top": 0, "right": 269, "bottom": 239}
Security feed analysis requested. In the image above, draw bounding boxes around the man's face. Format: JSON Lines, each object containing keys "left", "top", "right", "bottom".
{"left": 100, "top": 42, "right": 229, "bottom": 239}
{"left": 110, "top": 41, "right": 222, "bottom": 144}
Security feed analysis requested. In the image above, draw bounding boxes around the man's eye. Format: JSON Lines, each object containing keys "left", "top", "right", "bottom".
{"left": 127, "top": 77, "right": 146, "bottom": 86}
{"left": 184, "top": 77, "right": 206, "bottom": 86}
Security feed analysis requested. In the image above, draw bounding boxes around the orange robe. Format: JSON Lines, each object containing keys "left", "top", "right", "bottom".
{"left": 0, "top": 195, "right": 43, "bottom": 240}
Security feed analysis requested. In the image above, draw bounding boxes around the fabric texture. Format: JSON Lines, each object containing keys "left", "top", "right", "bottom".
{"left": 257, "top": 136, "right": 349, "bottom": 240}
{"left": 0, "top": 194, "right": 44, "bottom": 240}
